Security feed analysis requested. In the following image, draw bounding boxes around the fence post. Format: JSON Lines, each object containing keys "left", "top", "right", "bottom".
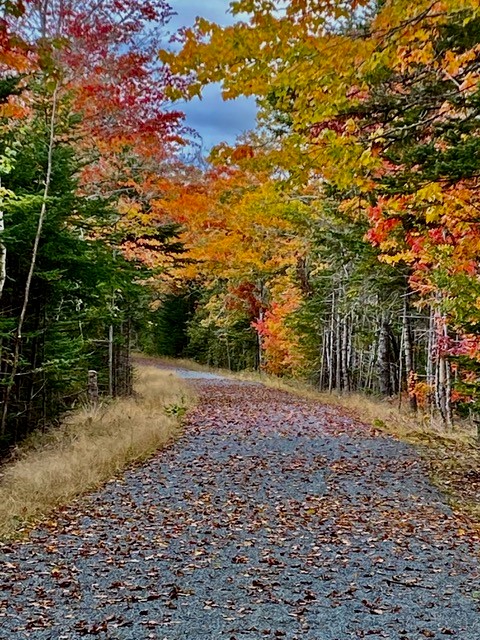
{"left": 108, "top": 324, "right": 114, "bottom": 397}
{"left": 88, "top": 369, "right": 98, "bottom": 406}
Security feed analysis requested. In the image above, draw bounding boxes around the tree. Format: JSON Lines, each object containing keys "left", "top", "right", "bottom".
{"left": 161, "top": 0, "right": 480, "bottom": 419}
{"left": 0, "top": 0, "right": 188, "bottom": 447}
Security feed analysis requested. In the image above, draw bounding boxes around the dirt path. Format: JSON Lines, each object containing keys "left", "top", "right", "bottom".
{"left": 1, "top": 376, "right": 479, "bottom": 639}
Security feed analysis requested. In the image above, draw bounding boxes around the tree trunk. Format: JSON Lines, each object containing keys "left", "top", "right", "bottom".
{"left": 403, "top": 296, "right": 417, "bottom": 412}
{"left": 319, "top": 326, "right": 327, "bottom": 390}
{"left": 377, "top": 317, "right": 392, "bottom": 396}
{"left": 436, "top": 319, "right": 453, "bottom": 428}
{"left": 108, "top": 324, "right": 114, "bottom": 397}
{"left": 257, "top": 309, "right": 264, "bottom": 371}
{"left": 341, "top": 314, "right": 349, "bottom": 392}
{"left": 0, "top": 177, "right": 6, "bottom": 301}
{"left": 335, "top": 305, "right": 342, "bottom": 393}
{"left": 328, "top": 296, "right": 335, "bottom": 393}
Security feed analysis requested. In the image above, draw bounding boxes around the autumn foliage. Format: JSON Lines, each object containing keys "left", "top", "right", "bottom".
{"left": 157, "top": 0, "right": 480, "bottom": 422}
{"left": 4, "top": 0, "right": 480, "bottom": 439}
{"left": 0, "top": 0, "right": 187, "bottom": 446}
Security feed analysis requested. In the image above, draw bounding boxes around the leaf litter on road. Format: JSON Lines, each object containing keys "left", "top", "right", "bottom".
{"left": 1, "top": 376, "right": 480, "bottom": 639}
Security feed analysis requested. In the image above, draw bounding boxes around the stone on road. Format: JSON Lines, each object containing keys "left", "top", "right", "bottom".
{"left": 1, "top": 376, "right": 479, "bottom": 639}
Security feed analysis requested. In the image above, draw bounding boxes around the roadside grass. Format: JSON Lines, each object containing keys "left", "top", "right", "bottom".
{"left": 0, "top": 366, "right": 193, "bottom": 541}
{"left": 138, "top": 355, "right": 480, "bottom": 525}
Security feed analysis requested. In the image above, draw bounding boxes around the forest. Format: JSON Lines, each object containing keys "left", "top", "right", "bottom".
{"left": 2, "top": 0, "right": 480, "bottom": 449}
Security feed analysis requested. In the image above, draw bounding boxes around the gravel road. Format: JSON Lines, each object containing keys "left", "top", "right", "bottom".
{"left": 1, "top": 374, "right": 479, "bottom": 639}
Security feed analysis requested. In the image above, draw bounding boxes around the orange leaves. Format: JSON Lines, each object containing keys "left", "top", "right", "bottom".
{"left": 230, "top": 144, "right": 255, "bottom": 163}
{"left": 366, "top": 215, "right": 402, "bottom": 247}
{"left": 0, "top": 100, "right": 28, "bottom": 120}
{"left": 253, "top": 280, "right": 305, "bottom": 375}
{"left": 147, "top": 149, "right": 312, "bottom": 375}
{"left": 407, "top": 372, "right": 431, "bottom": 409}
{"left": 161, "top": 166, "right": 307, "bottom": 283}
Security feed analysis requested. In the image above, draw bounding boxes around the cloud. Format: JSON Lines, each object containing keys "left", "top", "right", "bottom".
{"left": 166, "top": 0, "right": 257, "bottom": 150}
{"left": 181, "top": 84, "right": 257, "bottom": 150}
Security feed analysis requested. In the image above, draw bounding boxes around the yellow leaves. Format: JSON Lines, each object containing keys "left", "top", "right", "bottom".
{"left": 443, "top": 50, "right": 464, "bottom": 77}
{"left": 425, "top": 207, "right": 441, "bottom": 224}
{"left": 117, "top": 199, "right": 143, "bottom": 221}
{"left": 413, "top": 28, "right": 431, "bottom": 43}
{"left": 410, "top": 183, "right": 449, "bottom": 225}
{"left": 309, "top": 131, "right": 381, "bottom": 192}
{"left": 414, "top": 183, "right": 444, "bottom": 204}
{"left": 381, "top": 250, "right": 415, "bottom": 265}
{"left": 395, "top": 42, "right": 435, "bottom": 73}
{"left": 345, "top": 118, "right": 358, "bottom": 134}
{"left": 338, "top": 196, "right": 370, "bottom": 221}
{"left": 195, "top": 17, "right": 215, "bottom": 34}
{"left": 439, "top": 45, "right": 479, "bottom": 89}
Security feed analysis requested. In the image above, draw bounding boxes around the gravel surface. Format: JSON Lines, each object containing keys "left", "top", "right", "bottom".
{"left": 1, "top": 375, "right": 479, "bottom": 639}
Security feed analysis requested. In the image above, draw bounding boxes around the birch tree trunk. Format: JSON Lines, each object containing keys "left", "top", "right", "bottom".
{"left": 335, "top": 304, "right": 342, "bottom": 393}
{"left": 341, "top": 313, "right": 349, "bottom": 392}
{"left": 319, "top": 327, "right": 327, "bottom": 390}
{"left": 108, "top": 324, "right": 114, "bottom": 397}
{"left": 328, "top": 294, "right": 335, "bottom": 393}
{"left": 377, "top": 316, "right": 392, "bottom": 396}
{"left": 439, "top": 319, "right": 453, "bottom": 428}
{"left": 403, "top": 296, "right": 417, "bottom": 412}
{"left": 426, "top": 306, "right": 435, "bottom": 417}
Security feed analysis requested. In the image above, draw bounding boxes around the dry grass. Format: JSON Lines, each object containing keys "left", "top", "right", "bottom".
{"left": 0, "top": 366, "right": 193, "bottom": 540}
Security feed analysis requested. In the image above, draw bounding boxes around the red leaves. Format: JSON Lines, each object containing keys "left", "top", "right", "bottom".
{"left": 0, "top": 375, "right": 479, "bottom": 637}
{"left": 226, "top": 282, "right": 265, "bottom": 319}
{"left": 366, "top": 215, "right": 402, "bottom": 246}
{"left": 10, "top": 1, "right": 186, "bottom": 147}
{"left": 252, "top": 288, "right": 304, "bottom": 376}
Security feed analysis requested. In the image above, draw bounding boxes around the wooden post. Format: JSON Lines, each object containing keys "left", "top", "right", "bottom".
{"left": 88, "top": 370, "right": 98, "bottom": 406}
{"left": 108, "top": 324, "right": 114, "bottom": 397}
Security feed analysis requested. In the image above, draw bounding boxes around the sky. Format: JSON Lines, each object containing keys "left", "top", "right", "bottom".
{"left": 166, "top": 0, "right": 257, "bottom": 152}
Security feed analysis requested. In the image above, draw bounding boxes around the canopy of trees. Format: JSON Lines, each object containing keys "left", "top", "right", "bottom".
{"left": 2, "top": 0, "right": 480, "bottom": 446}
{"left": 0, "top": 0, "right": 186, "bottom": 448}
{"left": 159, "top": 0, "right": 480, "bottom": 426}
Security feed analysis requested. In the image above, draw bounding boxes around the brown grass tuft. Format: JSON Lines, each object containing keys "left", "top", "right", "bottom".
{"left": 0, "top": 366, "right": 194, "bottom": 540}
